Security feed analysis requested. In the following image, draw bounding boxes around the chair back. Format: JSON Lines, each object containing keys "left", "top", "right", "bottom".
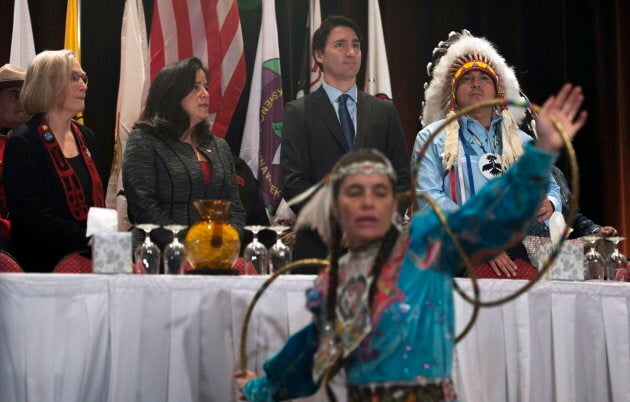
{"left": 54, "top": 250, "right": 93, "bottom": 274}
{"left": 472, "top": 258, "right": 538, "bottom": 280}
{"left": 0, "top": 250, "right": 23, "bottom": 272}
{"left": 232, "top": 257, "right": 258, "bottom": 275}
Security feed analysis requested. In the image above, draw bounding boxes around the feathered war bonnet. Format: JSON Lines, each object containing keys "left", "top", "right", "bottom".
{"left": 421, "top": 30, "right": 526, "bottom": 171}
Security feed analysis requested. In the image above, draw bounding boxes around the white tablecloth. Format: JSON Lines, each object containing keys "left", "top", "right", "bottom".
{"left": 1, "top": 274, "right": 629, "bottom": 402}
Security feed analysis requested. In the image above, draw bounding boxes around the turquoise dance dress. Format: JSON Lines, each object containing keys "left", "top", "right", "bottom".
{"left": 243, "top": 144, "right": 555, "bottom": 401}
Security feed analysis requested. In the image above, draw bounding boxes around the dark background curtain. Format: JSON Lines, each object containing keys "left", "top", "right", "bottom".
{"left": 1, "top": 0, "right": 628, "bottom": 253}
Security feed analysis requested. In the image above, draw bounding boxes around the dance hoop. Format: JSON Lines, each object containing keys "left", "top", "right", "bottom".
{"left": 411, "top": 97, "right": 579, "bottom": 340}
{"left": 238, "top": 97, "right": 580, "bottom": 373}
{"left": 238, "top": 258, "right": 329, "bottom": 373}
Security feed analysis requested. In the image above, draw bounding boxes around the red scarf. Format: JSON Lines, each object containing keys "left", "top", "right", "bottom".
{"left": 37, "top": 118, "right": 105, "bottom": 221}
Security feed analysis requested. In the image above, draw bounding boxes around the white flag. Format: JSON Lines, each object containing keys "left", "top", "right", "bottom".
{"left": 296, "top": 0, "right": 322, "bottom": 99}
{"left": 307, "top": 0, "right": 323, "bottom": 94}
{"left": 364, "top": 0, "right": 393, "bottom": 100}
{"left": 240, "top": 0, "right": 293, "bottom": 223}
{"left": 10, "top": 0, "right": 36, "bottom": 68}
{"left": 105, "top": 0, "right": 150, "bottom": 231}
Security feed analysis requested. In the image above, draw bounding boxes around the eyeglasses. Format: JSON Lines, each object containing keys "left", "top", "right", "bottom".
{"left": 70, "top": 72, "right": 88, "bottom": 85}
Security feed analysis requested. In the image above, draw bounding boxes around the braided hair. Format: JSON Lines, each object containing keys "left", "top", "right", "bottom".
{"left": 325, "top": 220, "right": 344, "bottom": 325}
{"left": 323, "top": 224, "right": 399, "bottom": 402}
{"left": 325, "top": 224, "right": 400, "bottom": 325}
{"left": 321, "top": 150, "right": 401, "bottom": 398}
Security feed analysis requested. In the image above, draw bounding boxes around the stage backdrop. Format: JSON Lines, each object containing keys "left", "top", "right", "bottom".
{"left": 0, "top": 0, "right": 628, "bottom": 252}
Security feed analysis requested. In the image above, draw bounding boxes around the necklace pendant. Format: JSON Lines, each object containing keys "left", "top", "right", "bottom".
{"left": 478, "top": 152, "right": 503, "bottom": 179}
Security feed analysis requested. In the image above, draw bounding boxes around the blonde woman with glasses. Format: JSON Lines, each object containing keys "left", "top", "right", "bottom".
{"left": 4, "top": 50, "right": 104, "bottom": 272}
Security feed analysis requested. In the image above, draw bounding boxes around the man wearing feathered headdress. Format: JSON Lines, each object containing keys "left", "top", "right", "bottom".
{"left": 413, "top": 31, "right": 562, "bottom": 278}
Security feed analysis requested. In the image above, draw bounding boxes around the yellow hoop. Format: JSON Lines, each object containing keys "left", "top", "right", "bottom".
{"left": 411, "top": 98, "right": 579, "bottom": 324}
{"left": 238, "top": 258, "right": 329, "bottom": 373}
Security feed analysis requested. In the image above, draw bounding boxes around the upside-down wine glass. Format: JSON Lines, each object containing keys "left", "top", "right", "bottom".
{"left": 163, "top": 224, "right": 187, "bottom": 275}
{"left": 582, "top": 235, "right": 604, "bottom": 280}
{"left": 134, "top": 224, "right": 161, "bottom": 274}
{"left": 269, "top": 225, "right": 291, "bottom": 273}
{"left": 243, "top": 225, "right": 269, "bottom": 274}
{"left": 605, "top": 236, "right": 627, "bottom": 281}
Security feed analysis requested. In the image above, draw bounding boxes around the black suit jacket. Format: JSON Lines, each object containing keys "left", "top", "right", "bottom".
{"left": 527, "top": 166, "right": 602, "bottom": 238}
{"left": 122, "top": 128, "right": 246, "bottom": 250}
{"left": 4, "top": 114, "right": 103, "bottom": 272}
{"left": 281, "top": 86, "right": 410, "bottom": 201}
{"left": 280, "top": 87, "right": 410, "bottom": 265}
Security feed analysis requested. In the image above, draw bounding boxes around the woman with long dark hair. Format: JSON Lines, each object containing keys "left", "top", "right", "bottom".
{"left": 123, "top": 57, "right": 245, "bottom": 249}
{"left": 235, "top": 84, "right": 586, "bottom": 401}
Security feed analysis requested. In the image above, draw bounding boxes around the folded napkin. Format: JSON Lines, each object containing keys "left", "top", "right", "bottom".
{"left": 87, "top": 208, "right": 131, "bottom": 274}
{"left": 86, "top": 207, "right": 118, "bottom": 236}
{"left": 549, "top": 211, "right": 573, "bottom": 247}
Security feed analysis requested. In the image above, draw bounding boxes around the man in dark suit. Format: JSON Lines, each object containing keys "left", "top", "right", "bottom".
{"left": 281, "top": 15, "right": 409, "bottom": 268}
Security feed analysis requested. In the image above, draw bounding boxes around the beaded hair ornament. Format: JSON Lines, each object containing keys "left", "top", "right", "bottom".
{"left": 289, "top": 152, "right": 397, "bottom": 246}
{"left": 332, "top": 160, "right": 396, "bottom": 182}
{"left": 421, "top": 30, "right": 526, "bottom": 171}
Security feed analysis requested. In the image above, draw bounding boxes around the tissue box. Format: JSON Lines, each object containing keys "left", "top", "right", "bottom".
{"left": 523, "top": 236, "right": 585, "bottom": 280}
{"left": 93, "top": 232, "right": 132, "bottom": 274}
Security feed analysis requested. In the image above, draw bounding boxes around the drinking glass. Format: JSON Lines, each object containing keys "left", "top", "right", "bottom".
{"left": 163, "top": 224, "right": 187, "bottom": 275}
{"left": 605, "top": 236, "right": 627, "bottom": 281}
{"left": 243, "top": 225, "right": 269, "bottom": 274}
{"left": 134, "top": 224, "right": 161, "bottom": 274}
{"left": 269, "top": 225, "right": 291, "bottom": 273}
{"left": 582, "top": 235, "right": 604, "bottom": 280}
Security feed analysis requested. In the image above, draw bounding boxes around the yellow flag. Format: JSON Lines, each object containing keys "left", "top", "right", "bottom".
{"left": 64, "top": 0, "right": 83, "bottom": 123}
{"left": 64, "top": 0, "right": 80, "bottom": 62}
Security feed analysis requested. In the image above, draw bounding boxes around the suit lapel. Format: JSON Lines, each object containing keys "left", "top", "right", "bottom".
{"left": 164, "top": 141, "right": 199, "bottom": 178}
{"left": 355, "top": 91, "right": 373, "bottom": 149}
{"left": 312, "top": 87, "right": 350, "bottom": 152}
{"left": 197, "top": 137, "right": 226, "bottom": 192}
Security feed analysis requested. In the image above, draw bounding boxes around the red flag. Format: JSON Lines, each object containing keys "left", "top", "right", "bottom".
{"left": 149, "top": 0, "right": 246, "bottom": 138}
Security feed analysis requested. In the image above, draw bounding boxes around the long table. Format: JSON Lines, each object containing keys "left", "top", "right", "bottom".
{"left": 0, "top": 274, "right": 628, "bottom": 402}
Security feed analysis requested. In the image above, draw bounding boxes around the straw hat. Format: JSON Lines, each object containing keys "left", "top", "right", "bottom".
{"left": 0, "top": 64, "right": 26, "bottom": 91}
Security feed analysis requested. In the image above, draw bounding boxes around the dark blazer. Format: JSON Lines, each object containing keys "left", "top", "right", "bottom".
{"left": 4, "top": 114, "right": 102, "bottom": 272}
{"left": 281, "top": 86, "right": 410, "bottom": 265}
{"left": 122, "top": 128, "right": 246, "bottom": 249}
{"left": 281, "top": 86, "right": 410, "bottom": 202}
{"left": 527, "top": 166, "right": 601, "bottom": 238}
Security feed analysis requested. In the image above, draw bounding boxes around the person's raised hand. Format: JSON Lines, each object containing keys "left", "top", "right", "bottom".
{"left": 535, "top": 84, "right": 588, "bottom": 152}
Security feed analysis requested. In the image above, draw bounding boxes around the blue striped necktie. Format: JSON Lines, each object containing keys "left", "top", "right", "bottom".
{"left": 337, "top": 94, "right": 355, "bottom": 150}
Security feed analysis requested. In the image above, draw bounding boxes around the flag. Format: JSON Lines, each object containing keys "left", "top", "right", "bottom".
{"left": 296, "top": 0, "right": 322, "bottom": 98}
{"left": 64, "top": 0, "right": 84, "bottom": 123}
{"left": 9, "top": 0, "right": 36, "bottom": 68}
{"left": 105, "top": 0, "right": 150, "bottom": 231}
{"left": 149, "top": 0, "right": 246, "bottom": 139}
{"left": 64, "top": 0, "right": 81, "bottom": 62}
{"left": 239, "top": 0, "right": 286, "bottom": 220}
{"left": 364, "top": 0, "right": 392, "bottom": 100}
